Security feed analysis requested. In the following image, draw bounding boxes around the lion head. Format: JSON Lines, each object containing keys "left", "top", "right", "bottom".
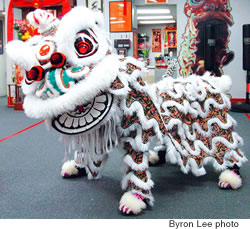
{"left": 7, "top": 7, "right": 121, "bottom": 122}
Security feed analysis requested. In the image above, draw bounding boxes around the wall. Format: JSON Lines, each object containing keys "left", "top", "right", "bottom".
{"left": 0, "top": 0, "right": 7, "bottom": 96}
{"left": 5, "top": 7, "right": 22, "bottom": 95}
{"left": 76, "top": 0, "right": 86, "bottom": 6}
{"left": 0, "top": 16, "right": 6, "bottom": 96}
{"left": 223, "top": 0, "right": 250, "bottom": 98}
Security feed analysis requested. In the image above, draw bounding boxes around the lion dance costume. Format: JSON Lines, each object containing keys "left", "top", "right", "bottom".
{"left": 7, "top": 7, "right": 247, "bottom": 215}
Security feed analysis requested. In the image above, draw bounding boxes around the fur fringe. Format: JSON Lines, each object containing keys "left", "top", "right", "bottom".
{"left": 121, "top": 171, "right": 154, "bottom": 191}
{"left": 62, "top": 114, "right": 120, "bottom": 162}
{"left": 123, "top": 153, "right": 149, "bottom": 171}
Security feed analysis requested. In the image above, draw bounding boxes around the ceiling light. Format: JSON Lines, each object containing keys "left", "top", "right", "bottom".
{"left": 137, "top": 9, "right": 171, "bottom": 14}
{"left": 139, "top": 20, "right": 176, "bottom": 24}
{"left": 1, "top": 12, "right": 6, "bottom": 15}
{"left": 137, "top": 15, "right": 173, "bottom": 20}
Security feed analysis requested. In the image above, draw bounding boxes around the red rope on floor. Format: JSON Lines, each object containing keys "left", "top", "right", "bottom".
{"left": 0, "top": 113, "right": 249, "bottom": 142}
{"left": 0, "top": 120, "right": 45, "bottom": 142}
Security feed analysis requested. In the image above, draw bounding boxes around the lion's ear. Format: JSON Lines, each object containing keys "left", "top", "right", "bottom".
{"left": 93, "top": 10, "right": 105, "bottom": 29}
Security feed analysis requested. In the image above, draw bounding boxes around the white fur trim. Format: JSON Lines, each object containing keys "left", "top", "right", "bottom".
{"left": 121, "top": 171, "right": 154, "bottom": 191}
{"left": 123, "top": 153, "right": 149, "bottom": 171}
{"left": 210, "top": 75, "right": 232, "bottom": 93}
{"left": 148, "top": 150, "right": 160, "bottom": 165}
{"left": 219, "top": 169, "right": 242, "bottom": 190}
{"left": 119, "top": 192, "right": 146, "bottom": 215}
{"left": 61, "top": 160, "right": 79, "bottom": 176}
{"left": 157, "top": 74, "right": 230, "bottom": 103}
{"left": 23, "top": 54, "right": 120, "bottom": 119}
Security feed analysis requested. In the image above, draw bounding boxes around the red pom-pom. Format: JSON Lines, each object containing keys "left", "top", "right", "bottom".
{"left": 26, "top": 66, "right": 44, "bottom": 81}
{"left": 50, "top": 52, "right": 66, "bottom": 68}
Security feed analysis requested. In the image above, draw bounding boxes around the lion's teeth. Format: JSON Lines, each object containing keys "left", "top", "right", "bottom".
{"left": 80, "top": 117, "right": 86, "bottom": 126}
{"left": 65, "top": 117, "right": 73, "bottom": 127}
{"left": 85, "top": 114, "right": 93, "bottom": 123}
{"left": 94, "top": 103, "right": 106, "bottom": 111}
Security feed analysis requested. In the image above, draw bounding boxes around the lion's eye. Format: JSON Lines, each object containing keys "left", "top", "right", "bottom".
{"left": 74, "top": 29, "right": 99, "bottom": 58}
{"left": 188, "top": 0, "right": 205, "bottom": 7}
{"left": 75, "top": 37, "right": 92, "bottom": 55}
{"left": 191, "top": 0, "right": 202, "bottom": 4}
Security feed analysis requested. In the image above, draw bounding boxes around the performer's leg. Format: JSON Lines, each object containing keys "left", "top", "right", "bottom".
{"left": 149, "top": 142, "right": 167, "bottom": 166}
{"left": 61, "top": 150, "right": 87, "bottom": 178}
{"left": 61, "top": 150, "right": 108, "bottom": 180}
{"left": 119, "top": 142, "right": 154, "bottom": 215}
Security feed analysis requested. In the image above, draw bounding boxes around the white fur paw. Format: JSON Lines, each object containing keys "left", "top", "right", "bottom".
{"left": 148, "top": 150, "right": 159, "bottom": 165}
{"left": 61, "top": 160, "right": 79, "bottom": 177}
{"left": 119, "top": 192, "right": 146, "bottom": 215}
{"left": 218, "top": 169, "right": 242, "bottom": 190}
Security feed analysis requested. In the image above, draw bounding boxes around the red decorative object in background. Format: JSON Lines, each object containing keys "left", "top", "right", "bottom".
{"left": 14, "top": 84, "right": 24, "bottom": 110}
{"left": 7, "top": 84, "right": 15, "bottom": 107}
{"left": 109, "top": 1, "right": 132, "bottom": 32}
{"left": 123, "top": 0, "right": 127, "bottom": 15}
{"left": 133, "top": 28, "right": 138, "bottom": 58}
{"left": 16, "top": 65, "right": 24, "bottom": 85}
{"left": 165, "top": 26, "right": 177, "bottom": 48}
{"left": 7, "top": 0, "right": 71, "bottom": 42}
{"left": 152, "top": 29, "right": 162, "bottom": 52}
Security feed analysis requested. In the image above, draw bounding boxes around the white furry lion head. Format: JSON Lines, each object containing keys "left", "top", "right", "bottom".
{"left": 6, "top": 7, "right": 119, "bottom": 121}
{"left": 6, "top": 7, "right": 112, "bottom": 96}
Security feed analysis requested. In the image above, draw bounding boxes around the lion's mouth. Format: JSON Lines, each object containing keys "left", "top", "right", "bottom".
{"left": 193, "top": 11, "right": 233, "bottom": 26}
{"left": 52, "top": 93, "right": 114, "bottom": 135}
{"left": 74, "top": 29, "right": 99, "bottom": 58}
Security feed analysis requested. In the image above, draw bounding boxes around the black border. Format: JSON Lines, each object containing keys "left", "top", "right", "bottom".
{"left": 109, "top": 1, "right": 132, "bottom": 33}
{"left": 0, "top": 20, "right": 3, "bottom": 54}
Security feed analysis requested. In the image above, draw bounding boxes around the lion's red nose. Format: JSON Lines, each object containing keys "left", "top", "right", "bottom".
{"left": 50, "top": 52, "right": 66, "bottom": 68}
{"left": 26, "top": 66, "right": 44, "bottom": 81}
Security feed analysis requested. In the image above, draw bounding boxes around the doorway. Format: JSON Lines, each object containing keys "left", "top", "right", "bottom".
{"left": 134, "top": 3, "right": 177, "bottom": 82}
